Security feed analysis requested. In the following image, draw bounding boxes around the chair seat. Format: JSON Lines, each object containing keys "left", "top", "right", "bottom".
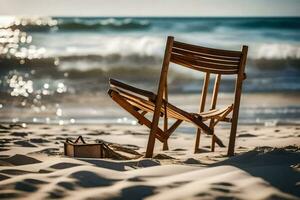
{"left": 109, "top": 79, "right": 233, "bottom": 124}
{"left": 197, "top": 106, "right": 233, "bottom": 121}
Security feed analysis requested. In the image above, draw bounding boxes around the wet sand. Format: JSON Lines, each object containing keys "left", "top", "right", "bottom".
{"left": 1, "top": 92, "right": 300, "bottom": 125}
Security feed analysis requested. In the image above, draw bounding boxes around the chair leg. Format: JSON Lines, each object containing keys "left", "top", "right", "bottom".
{"left": 163, "top": 140, "right": 169, "bottom": 151}
{"left": 228, "top": 99, "right": 241, "bottom": 156}
{"left": 209, "top": 117, "right": 216, "bottom": 152}
{"left": 228, "top": 120, "right": 238, "bottom": 156}
{"left": 211, "top": 132, "right": 216, "bottom": 152}
{"left": 194, "top": 128, "right": 201, "bottom": 153}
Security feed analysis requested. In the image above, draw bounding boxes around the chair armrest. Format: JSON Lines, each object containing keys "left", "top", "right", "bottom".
{"left": 109, "top": 78, "right": 156, "bottom": 100}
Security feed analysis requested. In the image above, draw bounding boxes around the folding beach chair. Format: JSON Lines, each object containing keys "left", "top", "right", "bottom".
{"left": 108, "top": 36, "right": 248, "bottom": 158}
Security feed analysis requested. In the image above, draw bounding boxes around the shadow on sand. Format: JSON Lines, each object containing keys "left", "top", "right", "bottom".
{"left": 212, "top": 146, "right": 300, "bottom": 197}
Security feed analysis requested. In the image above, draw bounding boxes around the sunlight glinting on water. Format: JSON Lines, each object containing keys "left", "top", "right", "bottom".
{"left": 0, "top": 16, "right": 299, "bottom": 125}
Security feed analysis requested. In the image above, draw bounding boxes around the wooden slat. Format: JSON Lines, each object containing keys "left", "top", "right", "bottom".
{"left": 200, "top": 105, "right": 233, "bottom": 120}
{"left": 117, "top": 89, "right": 156, "bottom": 111}
{"left": 121, "top": 93, "right": 187, "bottom": 122}
{"left": 171, "top": 56, "right": 238, "bottom": 74}
{"left": 115, "top": 88, "right": 188, "bottom": 121}
{"left": 173, "top": 41, "right": 242, "bottom": 58}
{"left": 111, "top": 88, "right": 156, "bottom": 115}
{"left": 172, "top": 48, "right": 240, "bottom": 65}
{"left": 213, "top": 106, "right": 234, "bottom": 127}
{"left": 125, "top": 97, "right": 155, "bottom": 113}
{"left": 171, "top": 54, "right": 239, "bottom": 70}
{"left": 109, "top": 90, "right": 167, "bottom": 142}
{"left": 163, "top": 99, "right": 201, "bottom": 122}
{"left": 166, "top": 120, "right": 183, "bottom": 137}
{"left": 173, "top": 47, "right": 240, "bottom": 61}
{"left": 115, "top": 85, "right": 197, "bottom": 122}
{"left": 109, "top": 78, "right": 156, "bottom": 100}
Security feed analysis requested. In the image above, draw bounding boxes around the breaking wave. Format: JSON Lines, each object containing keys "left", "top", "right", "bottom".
{"left": 4, "top": 17, "right": 300, "bottom": 33}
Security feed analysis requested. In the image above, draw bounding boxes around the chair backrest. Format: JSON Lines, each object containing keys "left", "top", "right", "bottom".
{"left": 158, "top": 36, "right": 248, "bottom": 115}
{"left": 171, "top": 40, "right": 243, "bottom": 75}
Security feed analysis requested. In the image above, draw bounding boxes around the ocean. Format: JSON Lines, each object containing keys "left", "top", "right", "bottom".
{"left": 0, "top": 17, "right": 299, "bottom": 127}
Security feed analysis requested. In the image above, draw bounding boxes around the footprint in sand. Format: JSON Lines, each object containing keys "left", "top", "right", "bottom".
{"left": 55, "top": 137, "right": 65, "bottom": 140}
{"left": 0, "top": 193, "right": 20, "bottom": 199}
{"left": 57, "top": 181, "right": 76, "bottom": 190}
{"left": 115, "top": 185, "right": 155, "bottom": 200}
{"left": 0, "top": 148, "right": 9, "bottom": 152}
{"left": 211, "top": 182, "right": 234, "bottom": 187}
{"left": 211, "top": 187, "right": 231, "bottom": 193}
{"left": 124, "top": 130, "right": 147, "bottom": 136}
{"left": 70, "top": 171, "right": 117, "bottom": 188}
{"left": 15, "top": 181, "right": 37, "bottom": 192}
{"left": 210, "top": 182, "right": 235, "bottom": 194}
{"left": 194, "top": 148, "right": 211, "bottom": 153}
{"left": 0, "top": 169, "right": 31, "bottom": 175}
{"left": 153, "top": 154, "right": 175, "bottom": 160}
{"left": 237, "top": 133, "right": 257, "bottom": 137}
{"left": 14, "top": 140, "right": 37, "bottom": 147}
{"left": 196, "top": 192, "right": 212, "bottom": 197}
{"left": 40, "top": 134, "right": 52, "bottom": 137}
{"left": 183, "top": 158, "right": 202, "bottom": 164}
{"left": 173, "top": 148, "right": 187, "bottom": 151}
{"left": 127, "top": 176, "right": 146, "bottom": 182}
{"left": 87, "top": 131, "right": 110, "bottom": 136}
{"left": 50, "top": 162, "right": 82, "bottom": 169}
{"left": 168, "top": 181, "right": 190, "bottom": 188}
{"left": 137, "top": 159, "right": 160, "bottom": 168}
{"left": 24, "top": 179, "right": 47, "bottom": 185}
{"left": 41, "top": 127, "right": 50, "bottom": 130}
{"left": 6, "top": 179, "right": 47, "bottom": 193}
{"left": 0, "top": 154, "right": 41, "bottom": 166}
{"left": 30, "top": 138, "right": 50, "bottom": 143}
{"left": 48, "top": 188, "right": 66, "bottom": 198}
{"left": 10, "top": 132, "right": 31, "bottom": 137}
{"left": 0, "top": 139, "right": 14, "bottom": 148}
{"left": 28, "top": 148, "right": 60, "bottom": 156}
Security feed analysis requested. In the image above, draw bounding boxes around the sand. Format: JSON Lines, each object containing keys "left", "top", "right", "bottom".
{"left": 0, "top": 123, "right": 299, "bottom": 200}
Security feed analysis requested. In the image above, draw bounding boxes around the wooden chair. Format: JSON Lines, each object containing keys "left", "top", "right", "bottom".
{"left": 108, "top": 36, "right": 248, "bottom": 158}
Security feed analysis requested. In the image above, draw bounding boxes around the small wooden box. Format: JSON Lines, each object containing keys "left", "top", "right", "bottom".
{"left": 64, "top": 136, "right": 106, "bottom": 158}
{"left": 63, "top": 136, "right": 142, "bottom": 159}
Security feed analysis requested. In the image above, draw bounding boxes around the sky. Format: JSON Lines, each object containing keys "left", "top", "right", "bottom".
{"left": 0, "top": 0, "right": 300, "bottom": 17}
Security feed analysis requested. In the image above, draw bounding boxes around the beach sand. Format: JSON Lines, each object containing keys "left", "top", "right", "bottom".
{"left": 1, "top": 16, "right": 300, "bottom": 200}
{"left": 0, "top": 123, "right": 299, "bottom": 200}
